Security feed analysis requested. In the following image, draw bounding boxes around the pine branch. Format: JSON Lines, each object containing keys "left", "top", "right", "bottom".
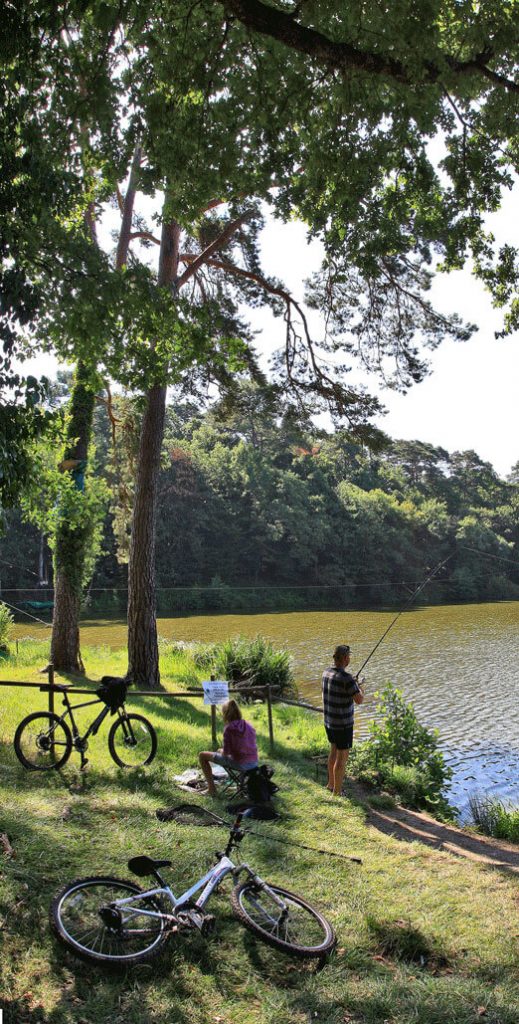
{"left": 177, "top": 211, "right": 253, "bottom": 287}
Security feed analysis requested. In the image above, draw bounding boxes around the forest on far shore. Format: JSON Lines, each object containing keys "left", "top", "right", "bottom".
{"left": 2, "top": 381, "right": 519, "bottom": 617}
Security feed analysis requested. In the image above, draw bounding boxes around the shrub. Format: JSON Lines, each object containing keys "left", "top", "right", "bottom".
{"left": 214, "top": 635, "right": 296, "bottom": 697}
{"left": 0, "top": 602, "right": 14, "bottom": 651}
{"left": 469, "top": 793, "right": 519, "bottom": 844}
{"left": 348, "top": 684, "right": 454, "bottom": 818}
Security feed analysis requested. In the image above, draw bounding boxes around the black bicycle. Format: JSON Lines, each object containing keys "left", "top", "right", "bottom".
{"left": 14, "top": 677, "right": 157, "bottom": 771}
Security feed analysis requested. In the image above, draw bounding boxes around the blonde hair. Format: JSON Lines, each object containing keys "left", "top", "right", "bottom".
{"left": 222, "top": 698, "right": 242, "bottom": 723}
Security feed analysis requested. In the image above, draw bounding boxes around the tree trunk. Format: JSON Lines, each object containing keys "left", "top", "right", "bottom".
{"left": 126, "top": 217, "right": 180, "bottom": 688}
{"left": 50, "top": 362, "right": 95, "bottom": 673}
{"left": 126, "top": 383, "right": 168, "bottom": 687}
{"left": 51, "top": 571, "right": 84, "bottom": 672}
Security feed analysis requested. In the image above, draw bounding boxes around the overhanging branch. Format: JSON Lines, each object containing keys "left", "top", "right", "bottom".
{"left": 223, "top": 0, "right": 519, "bottom": 93}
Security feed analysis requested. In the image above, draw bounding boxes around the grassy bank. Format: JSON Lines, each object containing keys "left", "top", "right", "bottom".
{"left": 1, "top": 644, "right": 518, "bottom": 1024}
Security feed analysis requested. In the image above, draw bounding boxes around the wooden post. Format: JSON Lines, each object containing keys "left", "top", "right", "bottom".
{"left": 47, "top": 663, "right": 55, "bottom": 718}
{"left": 47, "top": 663, "right": 55, "bottom": 761}
{"left": 267, "top": 685, "right": 274, "bottom": 754}
{"left": 209, "top": 673, "right": 218, "bottom": 748}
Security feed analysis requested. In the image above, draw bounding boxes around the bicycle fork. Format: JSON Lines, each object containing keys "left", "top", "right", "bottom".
{"left": 234, "top": 866, "right": 289, "bottom": 928}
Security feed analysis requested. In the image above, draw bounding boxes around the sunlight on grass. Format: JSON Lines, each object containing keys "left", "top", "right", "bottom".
{"left": 0, "top": 642, "right": 518, "bottom": 1024}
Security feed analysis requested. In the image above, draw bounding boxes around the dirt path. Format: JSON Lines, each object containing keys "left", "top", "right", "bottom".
{"left": 348, "top": 783, "right": 519, "bottom": 875}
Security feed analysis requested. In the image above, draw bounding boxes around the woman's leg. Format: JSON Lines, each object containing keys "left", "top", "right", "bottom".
{"left": 199, "top": 751, "right": 217, "bottom": 797}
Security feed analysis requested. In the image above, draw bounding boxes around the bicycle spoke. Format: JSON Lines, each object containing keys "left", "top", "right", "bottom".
{"left": 109, "top": 715, "right": 156, "bottom": 768}
{"left": 55, "top": 880, "right": 166, "bottom": 962}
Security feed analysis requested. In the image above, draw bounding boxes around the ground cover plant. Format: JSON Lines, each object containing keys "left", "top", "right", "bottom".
{"left": 469, "top": 792, "right": 519, "bottom": 845}
{"left": 1, "top": 643, "right": 518, "bottom": 1024}
{"left": 0, "top": 601, "right": 14, "bottom": 651}
{"left": 348, "top": 685, "right": 455, "bottom": 819}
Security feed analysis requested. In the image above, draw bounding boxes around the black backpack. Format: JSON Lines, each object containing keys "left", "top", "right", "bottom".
{"left": 245, "top": 764, "right": 278, "bottom": 804}
{"left": 96, "top": 676, "right": 128, "bottom": 713}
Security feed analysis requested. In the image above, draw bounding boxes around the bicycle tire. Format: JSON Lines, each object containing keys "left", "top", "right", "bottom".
{"left": 50, "top": 876, "right": 170, "bottom": 966}
{"left": 231, "top": 881, "right": 336, "bottom": 958}
{"left": 14, "top": 712, "right": 72, "bottom": 771}
{"left": 108, "top": 713, "right": 157, "bottom": 768}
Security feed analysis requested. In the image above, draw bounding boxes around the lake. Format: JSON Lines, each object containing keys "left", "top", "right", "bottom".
{"left": 15, "top": 601, "right": 519, "bottom": 816}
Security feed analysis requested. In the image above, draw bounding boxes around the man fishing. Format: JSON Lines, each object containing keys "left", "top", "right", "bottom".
{"left": 322, "top": 644, "right": 364, "bottom": 796}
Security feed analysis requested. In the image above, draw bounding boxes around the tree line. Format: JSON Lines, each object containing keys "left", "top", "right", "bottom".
{"left": 3, "top": 383, "right": 518, "bottom": 614}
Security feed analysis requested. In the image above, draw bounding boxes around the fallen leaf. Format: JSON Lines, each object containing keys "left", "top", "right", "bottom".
{"left": 477, "top": 1009, "right": 487, "bottom": 1017}
{"left": 0, "top": 833, "right": 15, "bottom": 858}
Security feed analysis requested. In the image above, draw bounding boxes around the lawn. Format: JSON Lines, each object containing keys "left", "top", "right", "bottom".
{"left": 0, "top": 643, "right": 518, "bottom": 1024}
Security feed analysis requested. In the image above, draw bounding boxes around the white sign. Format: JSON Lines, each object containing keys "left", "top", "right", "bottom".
{"left": 202, "top": 679, "right": 229, "bottom": 705}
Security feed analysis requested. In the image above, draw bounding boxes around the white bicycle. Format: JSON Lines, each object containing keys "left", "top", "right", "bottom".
{"left": 50, "top": 806, "right": 336, "bottom": 966}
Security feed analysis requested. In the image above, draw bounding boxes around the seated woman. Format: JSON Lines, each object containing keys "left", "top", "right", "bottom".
{"left": 199, "top": 699, "right": 258, "bottom": 797}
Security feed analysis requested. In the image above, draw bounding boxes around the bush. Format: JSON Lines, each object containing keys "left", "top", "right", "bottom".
{"left": 0, "top": 602, "right": 14, "bottom": 651}
{"left": 469, "top": 793, "right": 519, "bottom": 844}
{"left": 214, "top": 634, "right": 296, "bottom": 697}
{"left": 348, "top": 684, "right": 454, "bottom": 818}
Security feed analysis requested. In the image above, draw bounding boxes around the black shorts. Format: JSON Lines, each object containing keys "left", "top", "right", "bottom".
{"left": 325, "top": 725, "right": 353, "bottom": 750}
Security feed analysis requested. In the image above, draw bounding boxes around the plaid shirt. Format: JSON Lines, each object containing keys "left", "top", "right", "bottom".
{"left": 322, "top": 667, "right": 360, "bottom": 729}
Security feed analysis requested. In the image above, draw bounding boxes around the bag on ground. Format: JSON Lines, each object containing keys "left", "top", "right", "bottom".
{"left": 245, "top": 764, "right": 278, "bottom": 803}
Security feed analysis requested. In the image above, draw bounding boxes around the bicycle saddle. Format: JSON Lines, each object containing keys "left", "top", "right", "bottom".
{"left": 128, "top": 855, "right": 172, "bottom": 877}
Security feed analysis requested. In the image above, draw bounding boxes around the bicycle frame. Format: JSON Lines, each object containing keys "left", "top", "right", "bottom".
{"left": 57, "top": 691, "right": 122, "bottom": 746}
{"left": 114, "top": 856, "right": 241, "bottom": 923}
{"left": 111, "top": 816, "right": 287, "bottom": 930}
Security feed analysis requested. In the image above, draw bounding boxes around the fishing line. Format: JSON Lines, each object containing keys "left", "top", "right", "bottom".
{"left": 355, "top": 554, "right": 454, "bottom": 678}
{"left": 0, "top": 557, "right": 41, "bottom": 579}
{"left": 156, "top": 803, "right": 361, "bottom": 862}
{"left": 243, "top": 824, "right": 362, "bottom": 863}
{"left": 459, "top": 545, "right": 519, "bottom": 569}
{"left": 0, "top": 598, "right": 52, "bottom": 628}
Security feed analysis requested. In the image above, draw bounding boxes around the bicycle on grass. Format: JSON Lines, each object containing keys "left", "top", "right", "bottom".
{"left": 50, "top": 805, "right": 336, "bottom": 965}
{"left": 14, "top": 677, "right": 157, "bottom": 771}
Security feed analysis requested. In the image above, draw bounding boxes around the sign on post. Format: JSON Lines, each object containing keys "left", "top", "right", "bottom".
{"left": 202, "top": 679, "right": 229, "bottom": 705}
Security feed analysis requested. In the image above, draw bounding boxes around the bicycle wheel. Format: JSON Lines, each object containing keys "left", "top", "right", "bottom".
{"left": 231, "top": 881, "right": 336, "bottom": 958}
{"left": 108, "top": 713, "right": 157, "bottom": 768}
{"left": 50, "top": 876, "right": 170, "bottom": 966}
{"left": 14, "top": 712, "right": 72, "bottom": 771}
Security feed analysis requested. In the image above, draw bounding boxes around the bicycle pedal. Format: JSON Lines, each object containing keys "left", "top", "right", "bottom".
{"left": 177, "top": 909, "right": 216, "bottom": 935}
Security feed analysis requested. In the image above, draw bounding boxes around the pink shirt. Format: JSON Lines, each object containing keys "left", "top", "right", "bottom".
{"left": 223, "top": 719, "right": 258, "bottom": 765}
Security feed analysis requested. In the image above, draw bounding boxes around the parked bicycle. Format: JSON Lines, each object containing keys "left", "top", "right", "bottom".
{"left": 14, "top": 677, "right": 157, "bottom": 771}
{"left": 50, "top": 806, "right": 336, "bottom": 965}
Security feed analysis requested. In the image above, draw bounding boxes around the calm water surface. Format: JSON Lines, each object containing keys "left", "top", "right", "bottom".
{"left": 17, "top": 602, "right": 519, "bottom": 815}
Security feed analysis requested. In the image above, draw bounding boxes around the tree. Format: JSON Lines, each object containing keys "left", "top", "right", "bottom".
{"left": 8, "top": 0, "right": 518, "bottom": 686}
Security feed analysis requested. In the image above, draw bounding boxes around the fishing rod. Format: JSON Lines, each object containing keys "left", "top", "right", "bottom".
{"left": 355, "top": 554, "right": 454, "bottom": 679}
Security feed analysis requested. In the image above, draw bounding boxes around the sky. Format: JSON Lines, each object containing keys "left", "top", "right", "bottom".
{"left": 252, "top": 188, "right": 519, "bottom": 479}
{"left": 20, "top": 186, "right": 518, "bottom": 479}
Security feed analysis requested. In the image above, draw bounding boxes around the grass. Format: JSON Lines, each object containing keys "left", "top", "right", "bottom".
{"left": 0, "top": 643, "right": 518, "bottom": 1024}
{"left": 468, "top": 793, "right": 519, "bottom": 844}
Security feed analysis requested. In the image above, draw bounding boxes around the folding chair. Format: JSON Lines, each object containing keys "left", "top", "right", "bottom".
{"left": 216, "top": 762, "right": 250, "bottom": 800}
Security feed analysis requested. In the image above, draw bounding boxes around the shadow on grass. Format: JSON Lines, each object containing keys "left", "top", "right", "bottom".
{"left": 365, "top": 800, "right": 519, "bottom": 876}
{"left": 366, "top": 914, "right": 450, "bottom": 969}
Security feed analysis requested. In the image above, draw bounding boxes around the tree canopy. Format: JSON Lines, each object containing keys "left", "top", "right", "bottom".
{"left": 2, "top": 0, "right": 517, "bottom": 681}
